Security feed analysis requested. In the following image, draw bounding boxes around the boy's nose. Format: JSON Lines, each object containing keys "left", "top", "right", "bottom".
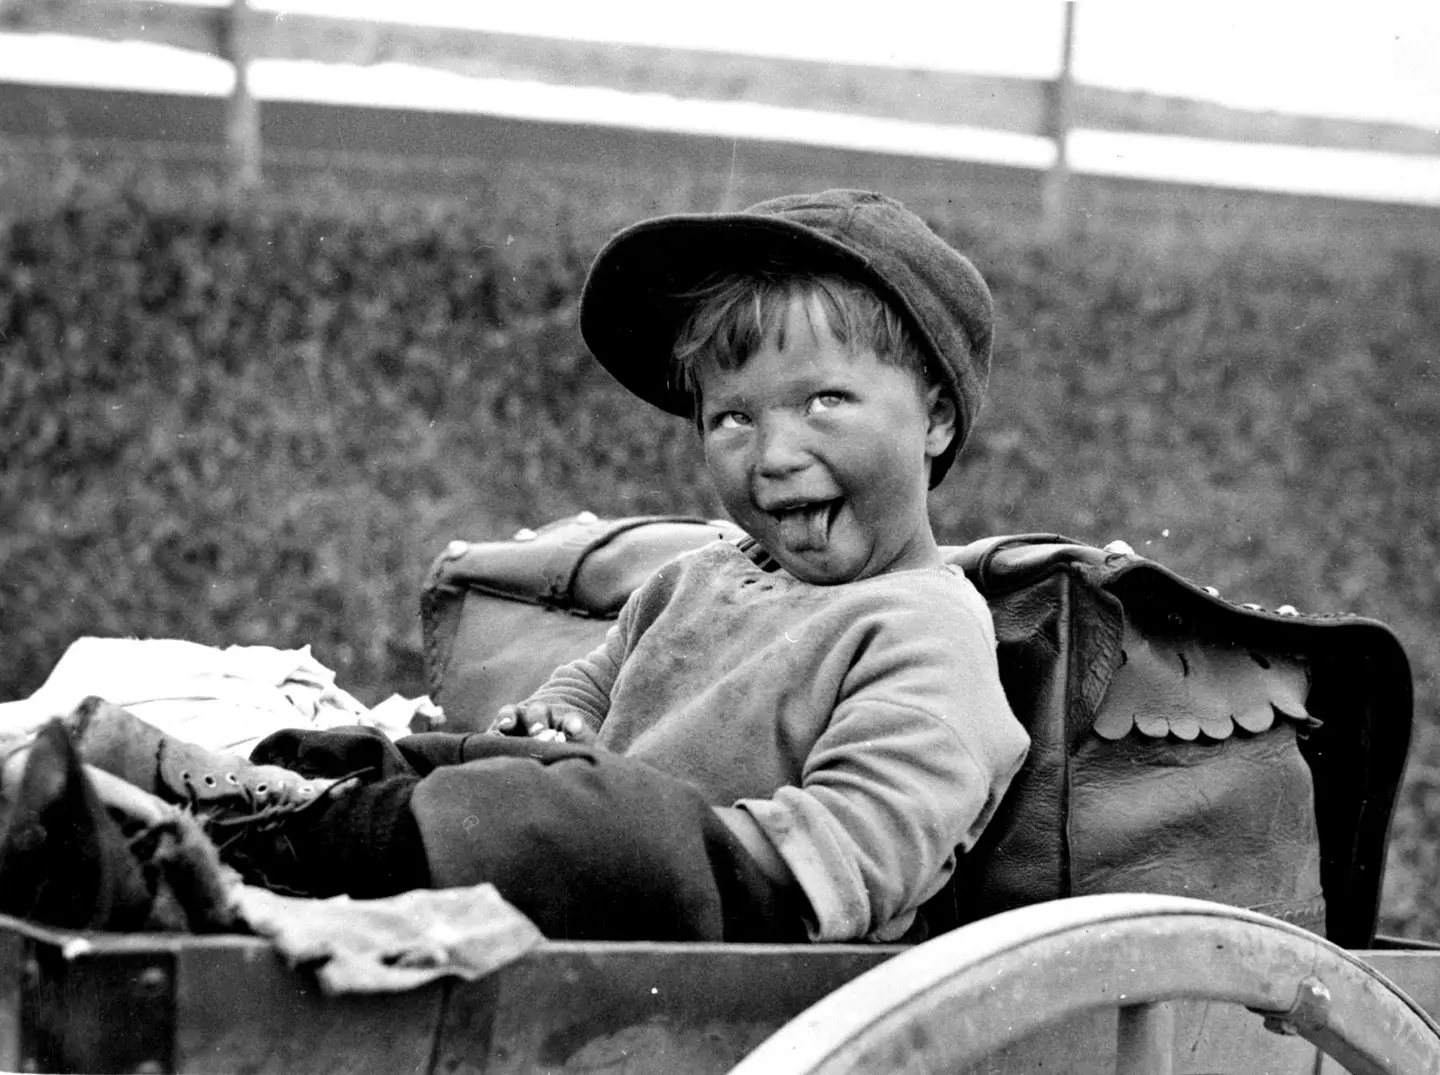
{"left": 753, "top": 416, "right": 811, "bottom": 478}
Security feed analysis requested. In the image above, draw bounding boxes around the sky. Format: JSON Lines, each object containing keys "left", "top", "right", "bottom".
{"left": 260, "top": 0, "right": 1440, "bottom": 130}
{"left": 2, "top": 1, "right": 1438, "bottom": 205}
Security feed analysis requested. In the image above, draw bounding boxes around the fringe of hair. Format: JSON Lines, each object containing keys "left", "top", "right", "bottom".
{"left": 670, "top": 271, "right": 930, "bottom": 408}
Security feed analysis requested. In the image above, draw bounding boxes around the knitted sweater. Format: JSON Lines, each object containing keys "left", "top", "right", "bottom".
{"left": 526, "top": 541, "right": 1029, "bottom": 942}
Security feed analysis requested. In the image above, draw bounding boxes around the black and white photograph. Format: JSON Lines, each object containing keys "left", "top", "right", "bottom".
{"left": 1, "top": 1, "right": 1438, "bottom": 1071}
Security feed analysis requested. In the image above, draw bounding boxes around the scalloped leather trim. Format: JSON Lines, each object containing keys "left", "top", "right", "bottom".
{"left": 1090, "top": 624, "right": 1313, "bottom": 743}
{"left": 1092, "top": 701, "right": 1315, "bottom": 742}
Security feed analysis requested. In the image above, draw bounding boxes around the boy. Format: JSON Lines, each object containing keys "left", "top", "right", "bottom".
{"left": 18, "top": 190, "right": 1028, "bottom": 943}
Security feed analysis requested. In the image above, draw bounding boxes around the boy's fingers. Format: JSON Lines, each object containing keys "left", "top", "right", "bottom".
{"left": 524, "top": 703, "right": 554, "bottom": 736}
{"left": 561, "top": 714, "right": 597, "bottom": 743}
{"left": 491, "top": 704, "right": 524, "bottom": 735}
{"left": 496, "top": 704, "right": 590, "bottom": 742}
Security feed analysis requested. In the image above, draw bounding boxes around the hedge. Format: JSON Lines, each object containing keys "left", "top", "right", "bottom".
{"left": 3, "top": 175, "right": 1438, "bottom": 936}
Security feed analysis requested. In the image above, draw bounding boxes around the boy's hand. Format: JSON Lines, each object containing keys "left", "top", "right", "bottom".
{"left": 488, "top": 702, "right": 598, "bottom": 745}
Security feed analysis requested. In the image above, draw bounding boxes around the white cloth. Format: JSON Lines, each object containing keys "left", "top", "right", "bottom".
{"left": 0, "top": 636, "right": 443, "bottom": 754}
{"left": 232, "top": 883, "right": 543, "bottom": 994}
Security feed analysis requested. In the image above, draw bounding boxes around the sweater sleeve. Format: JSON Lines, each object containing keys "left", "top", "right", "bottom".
{"left": 737, "top": 585, "right": 1029, "bottom": 942}
{"left": 520, "top": 559, "right": 679, "bottom": 734}
{"left": 520, "top": 620, "right": 624, "bottom": 733}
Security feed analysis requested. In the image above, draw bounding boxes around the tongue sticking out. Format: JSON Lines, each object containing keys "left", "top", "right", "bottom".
{"left": 777, "top": 503, "right": 832, "bottom": 551}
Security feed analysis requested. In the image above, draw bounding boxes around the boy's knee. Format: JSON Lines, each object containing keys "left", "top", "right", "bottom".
{"left": 409, "top": 757, "right": 726, "bottom": 939}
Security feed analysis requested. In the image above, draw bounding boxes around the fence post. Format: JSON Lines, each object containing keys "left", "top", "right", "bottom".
{"left": 219, "top": 0, "right": 261, "bottom": 192}
{"left": 1041, "top": 1, "right": 1076, "bottom": 238}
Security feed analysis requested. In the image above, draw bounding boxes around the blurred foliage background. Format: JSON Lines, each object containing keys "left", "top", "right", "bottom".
{"left": 2, "top": 154, "right": 1438, "bottom": 937}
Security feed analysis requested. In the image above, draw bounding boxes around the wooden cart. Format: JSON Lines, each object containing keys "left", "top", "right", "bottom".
{"left": 4, "top": 891, "right": 1440, "bottom": 1074}
{"left": 7, "top": 514, "right": 1432, "bottom": 1074}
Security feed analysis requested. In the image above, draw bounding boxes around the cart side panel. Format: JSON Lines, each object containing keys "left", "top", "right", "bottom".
{"left": 5, "top": 919, "right": 1439, "bottom": 1074}
{"left": 175, "top": 938, "right": 446, "bottom": 1075}
{"left": 439, "top": 945, "right": 1326, "bottom": 1074}
{"left": 0, "top": 926, "right": 23, "bottom": 1073}
{"left": 439, "top": 943, "right": 897, "bottom": 1075}
{"left": 25, "top": 943, "right": 177, "bottom": 1074}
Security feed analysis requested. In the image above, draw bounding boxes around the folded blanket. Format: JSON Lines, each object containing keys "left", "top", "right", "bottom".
{"left": 0, "top": 637, "right": 443, "bottom": 753}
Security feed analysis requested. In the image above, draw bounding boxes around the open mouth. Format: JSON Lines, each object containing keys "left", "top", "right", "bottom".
{"left": 772, "top": 499, "right": 842, "bottom": 552}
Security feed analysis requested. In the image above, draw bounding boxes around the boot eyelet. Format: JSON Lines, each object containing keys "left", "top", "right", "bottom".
{"left": 226, "top": 774, "right": 239, "bottom": 785}
{"left": 179, "top": 770, "right": 192, "bottom": 782}
{"left": 203, "top": 775, "right": 217, "bottom": 788}
{"left": 254, "top": 783, "right": 268, "bottom": 796}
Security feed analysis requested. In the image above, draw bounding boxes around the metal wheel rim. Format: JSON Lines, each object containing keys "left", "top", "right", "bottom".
{"left": 731, "top": 893, "right": 1440, "bottom": 1075}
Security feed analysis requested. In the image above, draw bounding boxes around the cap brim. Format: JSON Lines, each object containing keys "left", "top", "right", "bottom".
{"left": 579, "top": 212, "right": 875, "bottom": 417}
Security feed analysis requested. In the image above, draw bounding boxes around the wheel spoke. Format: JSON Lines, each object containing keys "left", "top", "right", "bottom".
{"left": 1115, "top": 1001, "right": 1174, "bottom": 1075}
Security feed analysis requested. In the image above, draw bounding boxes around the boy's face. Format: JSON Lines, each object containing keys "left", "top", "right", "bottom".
{"left": 696, "top": 296, "right": 956, "bottom": 585}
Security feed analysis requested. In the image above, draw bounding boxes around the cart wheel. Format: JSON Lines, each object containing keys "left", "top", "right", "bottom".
{"left": 730, "top": 893, "right": 1440, "bottom": 1075}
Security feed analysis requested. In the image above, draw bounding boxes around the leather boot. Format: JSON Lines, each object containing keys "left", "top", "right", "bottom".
{"left": 0, "top": 720, "right": 242, "bottom": 932}
{"left": 62, "top": 696, "right": 335, "bottom": 816}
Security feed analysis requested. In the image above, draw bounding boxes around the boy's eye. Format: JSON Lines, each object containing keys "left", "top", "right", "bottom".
{"left": 712, "top": 411, "right": 751, "bottom": 431}
{"left": 807, "top": 392, "right": 848, "bottom": 413}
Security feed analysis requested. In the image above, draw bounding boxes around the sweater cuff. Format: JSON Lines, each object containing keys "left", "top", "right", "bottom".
{"left": 737, "top": 795, "right": 871, "bottom": 941}
{"left": 712, "top": 806, "right": 795, "bottom": 887}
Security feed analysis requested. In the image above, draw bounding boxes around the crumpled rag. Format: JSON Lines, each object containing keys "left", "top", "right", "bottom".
{"left": 232, "top": 881, "right": 544, "bottom": 994}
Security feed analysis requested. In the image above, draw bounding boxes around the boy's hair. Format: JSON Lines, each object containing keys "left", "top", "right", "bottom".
{"left": 671, "top": 271, "right": 932, "bottom": 408}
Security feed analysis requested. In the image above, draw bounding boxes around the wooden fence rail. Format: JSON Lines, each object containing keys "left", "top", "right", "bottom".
{"left": 3, "top": 0, "right": 1438, "bottom": 216}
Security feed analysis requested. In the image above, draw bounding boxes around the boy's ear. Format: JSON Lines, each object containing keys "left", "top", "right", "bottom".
{"left": 923, "top": 384, "right": 958, "bottom": 459}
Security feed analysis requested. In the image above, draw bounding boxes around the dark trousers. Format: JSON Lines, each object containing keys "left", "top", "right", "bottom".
{"left": 252, "top": 727, "right": 808, "bottom": 943}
